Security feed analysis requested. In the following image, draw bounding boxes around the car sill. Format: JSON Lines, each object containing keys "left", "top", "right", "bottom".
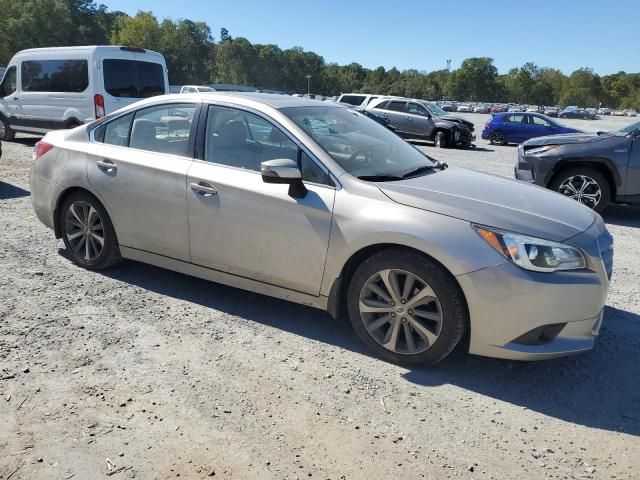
{"left": 119, "top": 246, "right": 329, "bottom": 311}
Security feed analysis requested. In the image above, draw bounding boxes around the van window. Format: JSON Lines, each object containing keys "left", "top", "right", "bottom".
{"left": 21, "top": 60, "right": 88, "bottom": 93}
{"left": 103, "top": 60, "right": 165, "bottom": 99}
{"left": 339, "top": 95, "right": 365, "bottom": 106}
{"left": 0, "top": 66, "right": 17, "bottom": 97}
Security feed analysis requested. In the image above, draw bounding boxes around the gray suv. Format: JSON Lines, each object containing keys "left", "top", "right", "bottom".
{"left": 366, "top": 97, "right": 475, "bottom": 148}
{"left": 515, "top": 120, "right": 640, "bottom": 212}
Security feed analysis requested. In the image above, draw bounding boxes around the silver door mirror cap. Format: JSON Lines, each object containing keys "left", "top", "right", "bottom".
{"left": 261, "top": 159, "right": 302, "bottom": 183}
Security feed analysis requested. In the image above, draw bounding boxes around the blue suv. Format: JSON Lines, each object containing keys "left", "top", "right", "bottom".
{"left": 481, "top": 112, "right": 581, "bottom": 145}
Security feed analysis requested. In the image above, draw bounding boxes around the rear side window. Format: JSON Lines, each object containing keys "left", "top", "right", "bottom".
{"left": 386, "top": 101, "right": 406, "bottom": 112}
{"left": 102, "top": 113, "right": 134, "bottom": 146}
{"left": 103, "top": 59, "right": 165, "bottom": 98}
{"left": 504, "top": 114, "right": 524, "bottom": 123}
{"left": 129, "top": 104, "right": 197, "bottom": 156}
{"left": 339, "top": 95, "right": 364, "bottom": 106}
{"left": 21, "top": 60, "right": 88, "bottom": 92}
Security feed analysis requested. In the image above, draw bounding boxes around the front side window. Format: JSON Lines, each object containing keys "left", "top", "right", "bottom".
{"left": 0, "top": 66, "right": 17, "bottom": 97}
{"left": 103, "top": 59, "right": 165, "bottom": 98}
{"left": 281, "top": 106, "right": 436, "bottom": 180}
{"left": 407, "top": 103, "right": 429, "bottom": 116}
{"left": 204, "top": 105, "right": 297, "bottom": 171}
{"left": 372, "top": 100, "right": 389, "bottom": 110}
{"left": 21, "top": 60, "right": 88, "bottom": 93}
{"left": 129, "top": 104, "right": 196, "bottom": 156}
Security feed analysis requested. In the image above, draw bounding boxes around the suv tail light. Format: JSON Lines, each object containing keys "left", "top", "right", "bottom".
{"left": 33, "top": 141, "right": 54, "bottom": 160}
{"left": 94, "top": 94, "right": 105, "bottom": 118}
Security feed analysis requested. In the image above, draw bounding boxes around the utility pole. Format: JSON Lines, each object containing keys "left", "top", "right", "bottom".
{"left": 305, "top": 74, "right": 311, "bottom": 95}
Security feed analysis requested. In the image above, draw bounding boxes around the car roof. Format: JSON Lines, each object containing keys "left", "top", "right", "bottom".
{"left": 130, "top": 92, "right": 343, "bottom": 110}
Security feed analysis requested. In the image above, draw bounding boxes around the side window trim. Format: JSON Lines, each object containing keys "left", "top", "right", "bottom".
{"left": 197, "top": 102, "right": 338, "bottom": 189}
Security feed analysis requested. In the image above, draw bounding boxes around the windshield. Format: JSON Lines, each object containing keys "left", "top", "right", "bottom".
{"left": 427, "top": 102, "right": 448, "bottom": 116}
{"left": 281, "top": 105, "right": 435, "bottom": 179}
{"left": 617, "top": 121, "right": 640, "bottom": 135}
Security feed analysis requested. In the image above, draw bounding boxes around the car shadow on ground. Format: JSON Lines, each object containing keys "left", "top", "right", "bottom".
{"left": 603, "top": 204, "right": 640, "bottom": 228}
{"left": 72, "top": 253, "right": 640, "bottom": 437}
{"left": 0, "top": 181, "right": 30, "bottom": 199}
{"left": 10, "top": 137, "right": 39, "bottom": 147}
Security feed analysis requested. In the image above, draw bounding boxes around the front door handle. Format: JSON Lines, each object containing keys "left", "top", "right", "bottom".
{"left": 190, "top": 182, "right": 218, "bottom": 196}
{"left": 96, "top": 159, "right": 117, "bottom": 172}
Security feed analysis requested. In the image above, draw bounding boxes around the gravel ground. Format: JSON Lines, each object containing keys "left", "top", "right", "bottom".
{"left": 1, "top": 114, "right": 639, "bottom": 480}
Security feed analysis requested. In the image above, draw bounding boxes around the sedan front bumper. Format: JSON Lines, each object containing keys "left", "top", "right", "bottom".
{"left": 457, "top": 221, "right": 612, "bottom": 361}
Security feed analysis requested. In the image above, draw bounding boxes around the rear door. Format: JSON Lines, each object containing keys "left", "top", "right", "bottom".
{"left": 384, "top": 100, "right": 409, "bottom": 134}
{"left": 86, "top": 102, "right": 198, "bottom": 260}
{"left": 406, "top": 102, "right": 435, "bottom": 138}
{"left": 502, "top": 113, "right": 526, "bottom": 143}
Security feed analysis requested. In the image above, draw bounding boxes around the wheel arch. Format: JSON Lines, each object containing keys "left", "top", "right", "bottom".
{"left": 546, "top": 158, "right": 620, "bottom": 201}
{"left": 327, "top": 243, "right": 469, "bottom": 329}
{"left": 53, "top": 186, "right": 110, "bottom": 238}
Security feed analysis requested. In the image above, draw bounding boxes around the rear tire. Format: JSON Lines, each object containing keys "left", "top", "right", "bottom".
{"left": 489, "top": 131, "right": 506, "bottom": 145}
{"left": 0, "top": 116, "right": 15, "bottom": 141}
{"left": 59, "top": 191, "right": 121, "bottom": 270}
{"left": 434, "top": 131, "right": 448, "bottom": 148}
{"left": 549, "top": 167, "right": 611, "bottom": 213}
{"left": 347, "top": 248, "right": 467, "bottom": 367}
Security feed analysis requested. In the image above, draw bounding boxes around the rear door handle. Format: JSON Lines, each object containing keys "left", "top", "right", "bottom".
{"left": 190, "top": 181, "right": 218, "bottom": 196}
{"left": 96, "top": 159, "right": 117, "bottom": 172}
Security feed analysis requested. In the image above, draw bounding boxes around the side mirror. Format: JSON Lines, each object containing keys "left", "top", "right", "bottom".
{"left": 261, "top": 159, "right": 307, "bottom": 198}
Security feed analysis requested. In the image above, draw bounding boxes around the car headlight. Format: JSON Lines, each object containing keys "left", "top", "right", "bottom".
{"left": 524, "top": 145, "right": 555, "bottom": 155}
{"left": 473, "top": 225, "right": 586, "bottom": 272}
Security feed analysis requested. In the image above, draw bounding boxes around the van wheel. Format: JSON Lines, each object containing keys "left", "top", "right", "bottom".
{"left": 434, "top": 131, "right": 448, "bottom": 148}
{"left": 64, "top": 119, "right": 81, "bottom": 130}
{"left": 347, "top": 248, "right": 467, "bottom": 366}
{"left": 59, "top": 191, "right": 121, "bottom": 270}
{"left": 0, "top": 116, "right": 15, "bottom": 141}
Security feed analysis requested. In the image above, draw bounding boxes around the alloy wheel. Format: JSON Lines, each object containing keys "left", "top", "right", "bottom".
{"left": 558, "top": 175, "right": 602, "bottom": 209}
{"left": 490, "top": 131, "right": 505, "bottom": 145}
{"left": 359, "top": 269, "right": 443, "bottom": 355}
{"left": 64, "top": 201, "right": 105, "bottom": 261}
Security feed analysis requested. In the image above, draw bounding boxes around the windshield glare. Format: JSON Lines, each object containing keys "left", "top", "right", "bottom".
{"left": 618, "top": 121, "right": 640, "bottom": 135}
{"left": 281, "top": 106, "right": 435, "bottom": 179}
{"left": 427, "top": 102, "right": 448, "bottom": 116}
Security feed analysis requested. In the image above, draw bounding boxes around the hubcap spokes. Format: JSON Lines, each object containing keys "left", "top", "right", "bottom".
{"left": 558, "top": 175, "right": 601, "bottom": 209}
{"left": 359, "top": 269, "right": 443, "bottom": 355}
{"left": 64, "top": 201, "right": 104, "bottom": 261}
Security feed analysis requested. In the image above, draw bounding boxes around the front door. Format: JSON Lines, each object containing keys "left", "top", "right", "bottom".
{"left": 406, "top": 102, "right": 435, "bottom": 138}
{"left": 86, "top": 102, "right": 199, "bottom": 261}
{"left": 187, "top": 104, "right": 335, "bottom": 295}
{"left": 0, "top": 66, "right": 23, "bottom": 129}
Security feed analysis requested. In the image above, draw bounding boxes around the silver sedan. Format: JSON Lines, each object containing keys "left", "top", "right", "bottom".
{"left": 30, "top": 93, "right": 613, "bottom": 366}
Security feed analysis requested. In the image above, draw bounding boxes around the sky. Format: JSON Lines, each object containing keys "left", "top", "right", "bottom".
{"left": 101, "top": 0, "right": 639, "bottom": 75}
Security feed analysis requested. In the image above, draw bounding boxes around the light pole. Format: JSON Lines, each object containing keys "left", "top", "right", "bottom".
{"left": 305, "top": 74, "right": 311, "bottom": 95}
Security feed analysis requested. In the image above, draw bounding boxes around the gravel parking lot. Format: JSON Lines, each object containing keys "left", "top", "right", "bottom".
{"left": 1, "top": 114, "right": 639, "bottom": 480}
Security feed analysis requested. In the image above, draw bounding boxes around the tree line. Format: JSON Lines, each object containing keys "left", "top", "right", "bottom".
{"left": 1, "top": 0, "right": 639, "bottom": 109}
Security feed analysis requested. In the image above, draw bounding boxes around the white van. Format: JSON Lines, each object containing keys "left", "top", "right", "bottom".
{"left": 0, "top": 46, "right": 169, "bottom": 140}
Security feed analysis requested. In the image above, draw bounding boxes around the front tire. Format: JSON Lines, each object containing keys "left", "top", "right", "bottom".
{"left": 434, "top": 131, "right": 448, "bottom": 148}
{"left": 347, "top": 249, "right": 467, "bottom": 366}
{"left": 59, "top": 191, "right": 121, "bottom": 270}
{"left": 0, "top": 116, "right": 15, "bottom": 141}
{"left": 549, "top": 167, "right": 611, "bottom": 213}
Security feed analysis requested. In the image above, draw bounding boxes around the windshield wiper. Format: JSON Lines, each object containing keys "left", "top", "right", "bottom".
{"left": 400, "top": 162, "right": 448, "bottom": 179}
{"left": 356, "top": 174, "right": 404, "bottom": 182}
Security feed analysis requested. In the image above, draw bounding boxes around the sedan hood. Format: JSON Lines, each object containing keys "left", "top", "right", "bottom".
{"left": 524, "top": 132, "right": 606, "bottom": 146}
{"left": 378, "top": 167, "right": 595, "bottom": 242}
{"left": 437, "top": 115, "right": 475, "bottom": 130}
